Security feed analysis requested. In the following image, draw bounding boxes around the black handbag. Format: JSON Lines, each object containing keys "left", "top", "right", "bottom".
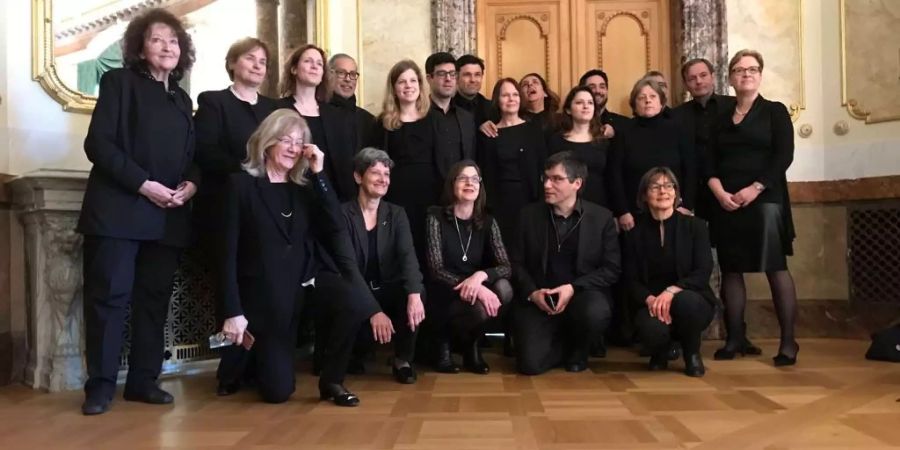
{"left": 865, "top": 324, "right": 900, "bottom": 362}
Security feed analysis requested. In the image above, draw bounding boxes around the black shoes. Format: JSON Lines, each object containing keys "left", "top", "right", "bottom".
{"left": 123, "top": 385, "right": 175, "bottom": 404}
{"left": 217, "top": 381, "right": 240, "bottom": 396}
{"left": 648, "top": 351, "right": 669, "bottom": 371}
{"left": 81, "top": 393, "right": 111, "bottom": 416}
{"left": 684, "top": 353, "right": 706, "bottom": 377}
{"left": 564, "top": 360, "right": 588, "bottom": 373}
{"left": 434, "top": 341, "right": 460, "bottom": 374}
{"left": 714, "top": 338, "right": 763, "bottom": 360}
{"left": 392, "top": 364, "right": 417, "bottom": 384}
{"left": 318, "top": 383, "right": 360, "bottom": 407}
{"left": 463, "top": 341, "right": 490, "bottom": 375}
{"left": 773, "top": 342, "right": 799, "bottom": 367}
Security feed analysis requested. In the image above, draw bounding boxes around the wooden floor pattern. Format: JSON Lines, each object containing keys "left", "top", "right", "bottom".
{"left": 1, "top": 339, "right": 898, "bottom": 449}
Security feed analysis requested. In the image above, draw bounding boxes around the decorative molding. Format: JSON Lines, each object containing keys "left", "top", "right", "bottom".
{"left": 839, "top": 0, "right": 900, "bottom": 124}
{"left": 788, "top": 175, "right": 900, "bottom": 204}
{"left": 596, "top": 10, "right": 651, "bottom": 72}
{"left": 495, "top": 13, "right": 551, "bottom": 83}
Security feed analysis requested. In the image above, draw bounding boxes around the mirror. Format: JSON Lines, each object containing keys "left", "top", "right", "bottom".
{"left": 33, "top": 0, "right": 321, "bottom": 113}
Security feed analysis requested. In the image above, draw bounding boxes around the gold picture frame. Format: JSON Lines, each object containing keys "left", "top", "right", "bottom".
{"left": 840, "top": 0, "right": 900, "bottom": 124}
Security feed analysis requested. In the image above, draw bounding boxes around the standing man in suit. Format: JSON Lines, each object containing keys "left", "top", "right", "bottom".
{"left": 328, "top": 53, "right": 376, "bottom": 152}
{"left": 425, "top": 52, "right": 476, "bottom": 183}
{"left": 673, "top": 58, "right": 736, "bottom": 221}
{"left": 512, "top": 152, "right": 621, "bottom": 375}
{"left": 453, "top": 54, "right": 492, "bottom": 130}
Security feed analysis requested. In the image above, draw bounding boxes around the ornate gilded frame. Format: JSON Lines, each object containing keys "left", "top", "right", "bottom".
{"left": 32, "top": 0, "right": 327, "bottom": 114}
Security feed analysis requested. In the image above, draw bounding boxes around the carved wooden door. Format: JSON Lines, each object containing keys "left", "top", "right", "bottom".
{"left": 477, "top": 0, "right": 672, "bottom": 115}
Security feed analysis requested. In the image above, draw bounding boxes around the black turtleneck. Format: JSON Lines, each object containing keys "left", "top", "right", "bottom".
{"left": 609, "top": 110, "right": 695, "bottom": 216}
{"left": 329, "top": 94, "right": 376, "bottom": 151}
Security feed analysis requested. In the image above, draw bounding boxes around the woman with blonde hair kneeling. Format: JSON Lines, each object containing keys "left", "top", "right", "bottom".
{"left": 216, "top": 109, "right": 389, "bottom": 406}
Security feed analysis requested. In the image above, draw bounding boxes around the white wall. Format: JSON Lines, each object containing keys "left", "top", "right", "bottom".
{"left": 2, "top": 1, "right": 897, "bottom": 181}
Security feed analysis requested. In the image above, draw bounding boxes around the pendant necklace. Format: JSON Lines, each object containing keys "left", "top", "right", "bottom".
{"left": 453, "top": 216, "right": 473, "bottom": 262}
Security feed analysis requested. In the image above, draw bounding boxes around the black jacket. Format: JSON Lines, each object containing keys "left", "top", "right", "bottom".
{"left": 429, "top": 106, "right": 477, "bottom": 178}
{"left": 193, "top": 88, "right": 276, "bottom": 229}
{"left": 220, "top": 172, "right": 379, "bottom": 329}
{"left": 622, "top": 212, "right": 716, "bottom": 306}
{"left": 77, "top": 68, "right": 199, "bottom": 247}
{"left": 341, "top": 200, "right": 424, "bottom": 295}
{"left": 329, "top": 94, "right": 377, "bottom": 152}
{"left": 276, "top": 97, "right": 358, "bottom": 201}
{"left": 512, "top": 200, "right": 621, "bottom": 298}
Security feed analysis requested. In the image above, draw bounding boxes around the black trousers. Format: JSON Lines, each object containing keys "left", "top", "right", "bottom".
{"left": 633, "top": 290, "right": 714, "bottom": 357}
{"left": 353, "top": 282, "right": 418, "bottom": 362}
{"left": 312, "top": 271, "right": 373, "bottom": 386}
{"left": 514, "top": 289, "right": 612, "bottom": 375}
{"left": 82, "top": 236, "right": 182, "bottom": 398}
{"left": 425, "top": 279, "right": 514, "bottom": 347}
{"left": 216, "top": 287, "right": 305, "bottom": 404}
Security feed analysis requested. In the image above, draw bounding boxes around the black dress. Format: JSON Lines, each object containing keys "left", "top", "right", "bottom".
{"left": 375, "top": 118, "right": 439, "bottom": 264}
{"left": 478, "top": 121, "right": 546, "bottom": 246}
{"left": 547, "top": 132, "right": 611, "bottom": 208}
{"left": 707, "top": 96, "right": 795, "bottom": 273}
{"left": 609, "top": 111, "right": 696, "bottom": 217}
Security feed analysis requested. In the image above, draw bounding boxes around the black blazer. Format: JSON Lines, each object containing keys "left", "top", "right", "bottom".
{"left": 512, "top": 200, "right": 621, "bottom": 298}
{"left": 193, "top": 88, "right": 276, "bottom": 228}
{"left": 341, "top": 200, "right": 424, "bottom": 295}
{"left": 276, "top": 97, "right": 358, "bottom": 201}
{"left": 429, "top": 106, "right": 476, "bottom": 179}
{"left": 77, "top": 68, "right": 199, "bottom": 247}
{"left": 221, "top": 172, "right": 379, "bottom": 329}
{"left": 477, "top": 120, "right": 546, "bottom": 209}
{"left": 622, "top": 212, "right": 716, "bottom": 306}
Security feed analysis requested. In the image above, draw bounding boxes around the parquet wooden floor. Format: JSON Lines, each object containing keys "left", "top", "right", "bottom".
{"left": 1, "top": 339, "right": 898, "bottom": 449}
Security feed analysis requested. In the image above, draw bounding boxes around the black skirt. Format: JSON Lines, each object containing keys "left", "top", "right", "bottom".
{"left": 712, "top": 201, "right": 789, "bottom": 273}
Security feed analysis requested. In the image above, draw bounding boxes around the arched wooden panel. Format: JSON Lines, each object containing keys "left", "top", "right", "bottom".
{"left": 600, "top": 12, "right": 649, "bottom": 114}
{"left": 498, "top": 17, "right": 548, "bottom": 82}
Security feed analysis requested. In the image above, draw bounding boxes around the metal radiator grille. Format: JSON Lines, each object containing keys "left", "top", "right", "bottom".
{"left": 848, "top": 204, "right": 900, "bottom": 304}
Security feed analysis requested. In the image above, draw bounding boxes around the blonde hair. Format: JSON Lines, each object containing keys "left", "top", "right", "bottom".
{"left": 380, "top": 60, "right": 431, "bottom": 131}
{"left": 243, "top": 109, "right": 312, "bottom": 185}
{"left": 279, "top": 44, "right": 332, "bottom": 101}
{"left": 728, "top": 49, "right": 765, "bottom": 73}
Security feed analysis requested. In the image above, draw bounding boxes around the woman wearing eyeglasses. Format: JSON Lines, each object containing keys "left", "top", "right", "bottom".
{"left": 623, "top": 167, "right": 715, "bottom": 377}
{"left": 425, "top": 161, "right": 513, "bottom": 374}
{"left": 706, "top": 49, "right": 798, "bottom": 366}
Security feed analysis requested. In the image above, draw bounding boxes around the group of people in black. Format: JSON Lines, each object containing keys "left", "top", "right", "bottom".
{"left": 77, "top": 9, "right": 799, "bottom": 416}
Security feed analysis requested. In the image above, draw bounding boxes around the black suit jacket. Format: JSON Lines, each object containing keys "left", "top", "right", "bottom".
{"left": 276, "top": 97, "right": 358, "bottom": 201}
{"left": 193, "top": 88, "right": 276, "bottom": 228}
{"left": 512, "top": 200, "right": 621, "bottom": 299}
{"left": 428, "top": 106, "right": 476, "bottom": 179}
{"left": 341, "top": 200, "right": 424, "bottom": 295}
{"left": 621, "top": 212, "right": 717, "bottom": 306}
{"left": 221, "top": 172, "right": 379, "bottom": 329}
{"left": 77, "top": 68, "right": 199, "bottom": 247}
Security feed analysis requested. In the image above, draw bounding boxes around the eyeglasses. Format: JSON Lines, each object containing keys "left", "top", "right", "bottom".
{"left": 332, "top": 69, "right": 360, "bottom": 80}
{"left": 455, "top": 175, "right": 481, "bottom": 185}
{"left": 432, "top": 70, "right": 458, "bottom": 79}
{"left": 277, "top": 137, "right": 304, "bottom": 147}
{"left": 649, "top": 182, "right": 676, "bottom": 192}
{"left": 731, "top": 66, "right": 761, "bottom": 75}
{"left": 542, "top": 175, "right": 571, "bottom": 184}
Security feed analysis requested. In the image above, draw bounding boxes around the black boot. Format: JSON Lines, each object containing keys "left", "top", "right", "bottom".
{"left": 463, "top": 340, "right": 490, "bottom": 374}
{"left": 318, "top": 382, "right": 360, "bottom": 407}
{"left": 434, "top": 340, "right": 460, "bottom": 374}
{"left": 684, "top": 353, "right": 706, "bottom": 377}
{"left": 648, "top": 350, "right": 669, "bottom": 371}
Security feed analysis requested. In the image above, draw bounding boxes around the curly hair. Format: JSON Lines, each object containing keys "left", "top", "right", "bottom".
{"left": 121, "top": 8, "right": 195, "bottom": 81}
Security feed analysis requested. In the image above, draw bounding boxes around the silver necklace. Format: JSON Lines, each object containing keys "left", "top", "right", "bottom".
{"left": 281, "top": 211, "right": 293, "bottom": 218}
{"left": 453, "top": 216, "right": 473, "bottom": 262}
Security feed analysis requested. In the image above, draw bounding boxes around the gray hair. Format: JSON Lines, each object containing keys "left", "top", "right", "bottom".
{"left": 636, "top": 166, "right": 681, "bottom": 211}
{"left": 328, "top": 53, "right": 355, "bottom": 69}
{"left": 353, "top": 147, "right": 394, "bottom": 176}
{"left": 242, "top": 109, "right": 312, "bottom": 185}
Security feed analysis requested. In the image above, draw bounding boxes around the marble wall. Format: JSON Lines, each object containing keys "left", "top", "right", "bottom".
{"left": 358, "top": 0, "right": 433, "bottom": 114}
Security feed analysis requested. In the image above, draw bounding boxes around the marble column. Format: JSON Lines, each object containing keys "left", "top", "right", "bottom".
{"left": 257, "top": 0, "right": 281, "bottom": 97}
{"left": 281, "top": 0, "right": 308, "bottom": 57}
{"left": 677, "top": 0, "right": 730, "bottom": 96}
{"left": 431, "top": 0, "right": 476, "bottom": 55}
{"left": 8, "top": 171, "right": 88, "bottom": 391}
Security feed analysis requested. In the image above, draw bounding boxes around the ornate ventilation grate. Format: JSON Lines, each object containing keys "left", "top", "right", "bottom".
{"left": 848, "top": 204, "right": 900, "bottom": 305}
{"left": 119, "top": 248, "right": 220, "bottom": 371}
